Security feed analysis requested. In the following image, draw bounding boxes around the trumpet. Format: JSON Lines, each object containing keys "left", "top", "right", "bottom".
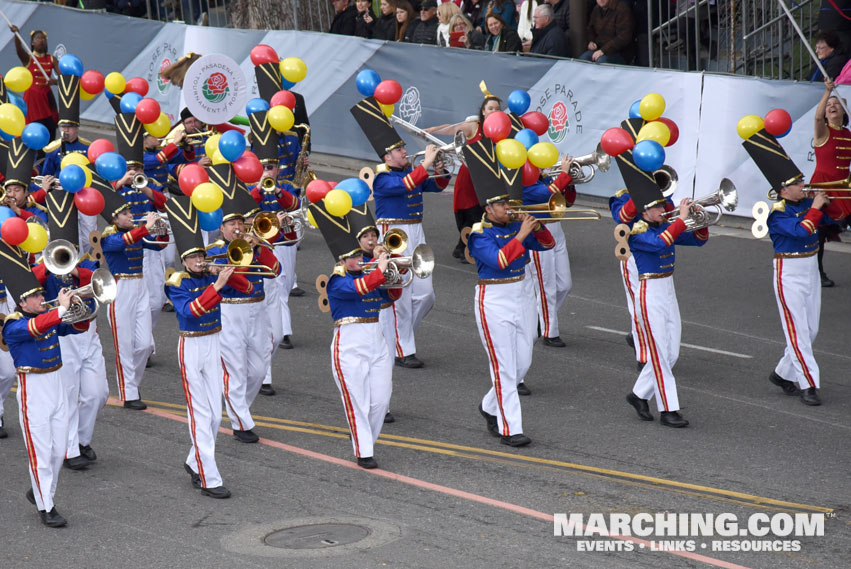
{"left": 507, "top": 193, "right": 602, "bottom": 221}
{"left": 132, "top": 174, "right": 148, "bottom": 189}
{"left": 410, "top": 131, "right": 466, "bottom": 179}
{"left": 33, "top": 175, "right": 62, "bottom": 190}
{"left": 202, "top": 239, "right": 277, "bottom": 276}
{"left": 662, "top": 178, "right": 738, "bottom": 231}
{"left": 142, "top": 214, "right": 174, "bottom": 244}
{"left": 260, "top": 177, "right": 278, "bottom": 194}
{"left": 157, "top": 125, "right": 215, "bottom": 148}
{"left": 41, "top": 268, "right": 117, "bottom": 323}
{"left": 360, "top": 243, "right": 434, "bottom": 288}
{"left": 542, "top": 144, "right": 611, "bottom": 184}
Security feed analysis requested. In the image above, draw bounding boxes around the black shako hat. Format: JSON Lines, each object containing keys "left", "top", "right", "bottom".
{"left": 210, "top": 163, "right": 260, "bottom": 222}
{"left": 58, "top": 73, "right": 81, "bottom": 126}
{"left": 310, "top": 200, "right": 368, "bottom": 260}
{"left": 742, "top": 129, "right": 804, "bottom": 195}
{"left": 165, "top": 195, "right": 205, "bottom": 259}
{"left": 46, "top": 189, "right": 80, "bottom": 247}
{"left": 0, "top": 240, "right": 43, "bottom": 303}
{"left": 3, "top": 138, "right": 35, "bottom": 190}
{"left": 350, "top": 96, "right": 405, "bottom": 159}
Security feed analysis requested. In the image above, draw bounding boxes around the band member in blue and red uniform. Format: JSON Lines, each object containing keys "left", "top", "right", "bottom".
{"left": 165, "top": 195, "right": 253, "bottom": 498}
{"left": 310, "top": 198, "right": 401, "bottom": 469}
{"left": 743, "top": 123, "right": 829, "bottom": 406}
{"left": 206, "top": 170, "right": 280, "bottom": 443}
{"left": 3, "top": 138, "right": 48, "bottom": 223}
{"left": 463, "top": 136, "right": 555, "bottom": 448}
{"left": 0, "top": 241, "right": 89, "bottom": 527}
{"left": 351, "top": 96, "right": 450, "bottom": 369}
{"left": 618, "top": 148, "right": 709, "bottom": 428}
{"left": 144, "top": 127, "right": 195, "bottom": 188}
{"left": 39, "top": 69, "right": 89, "bottom": 178}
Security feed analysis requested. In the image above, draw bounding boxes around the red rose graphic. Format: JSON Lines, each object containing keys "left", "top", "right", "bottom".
{"left": 550, "top": 102, "right": 568, "bottom": 131}
{"left": 207, "top": 72, "right": 228, "bottom": 94}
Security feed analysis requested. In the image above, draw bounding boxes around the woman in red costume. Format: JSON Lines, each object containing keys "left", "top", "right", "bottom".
{"left": 9, "top": 26, "right": 59, "bottom": 139}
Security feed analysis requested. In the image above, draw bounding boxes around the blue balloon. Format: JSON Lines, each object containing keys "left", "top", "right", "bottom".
{"left": 21, "top": 122, "right": 50, "bottom": 150}
{"left": 59, "top": 164, "right": 87, "bottom": 193}
{"left": 632, "top": 140, "right": 665, "bottom": 172}
{"left": 0, "top": 206, "right": 15, "bottom": 225}
{"left": 507, "top": 90, "right": 531, "bottom": 115}
{"left": 105, "top": 90, "right": 115, "bottom": 99}
{"left": 95, "top": 152, "right": 127, "bottom": 182}
{"left": 514, "top": 128, "right": 538, "bottom": 150}
{"left": 9, "top": 93, "right": 27, "bottom": 117}
{"left": 199, "top": 208, "right": 223, "bottom": 231}
{"left": 280, "top": 77, "right": 296, "bottom": 90}
{"left": 0, "top": 129, "right": 13, "bottom": 141}
{"left": 245, "top": 97, "right": 270, "bottom": 115}
{"left": 218, "top": 130, "right": 246, "bottom": 162}
{"left": 355, "top": 69, "right": 382, "bottom": 97}
{"left": 629, "top": 99, "right": 642, "bottom": 119}
{"left": 336, "top": 177, "right": 371, "bottom": 206}
{"left": 58, "top": 54, "right": 84, "bottom": 77}
{"left": 119, "top": 92, "right": 143, "bottom": 114}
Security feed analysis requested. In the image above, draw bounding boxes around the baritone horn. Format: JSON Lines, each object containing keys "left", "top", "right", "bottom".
{"left": 33, "top": 175, "right": 62, "bottom": 190}
{"left": 360, "top": 244, "right": 435, "bottom": 288}
{"left": 42, "top": 239, "right": 79, "bottom": 277}
{"left": 274, "top": 201, "right": 310, "bottom": 246}
{"left": 542, "top": 143, "right": 611, "bottom": 184}
{"left": 653, "top": 165, "right": 679, "bottom": 197}
{"left": 250, "top": 211, "right": 280, "bottom": 241}
{"left": 662, "top": 178, "right": 738, "bottom": 231}
{"left": 41, "top": 268, "right": 117, "bottom": 323}
{"left": 382, "top": 228, "right": 409, "bottom": 254}
{"left": 410, "top": 131, "right": 466, "bottom": 178}
{"left": 507, "top": 193, "right": 602, "bottom": 221}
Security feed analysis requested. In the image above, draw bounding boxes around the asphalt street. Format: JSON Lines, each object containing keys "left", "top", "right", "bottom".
{"left": 0, "top": 152, "right": 849, "bottom": 569}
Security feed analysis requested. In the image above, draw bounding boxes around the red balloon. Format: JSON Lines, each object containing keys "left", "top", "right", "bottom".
{"left": 87, "top": 138, "right": 115, "bottom": 163}
{"left": 74, "top": 187, "right": 106, "bottom": 216}
{"left": 135, "top": 98, "right": 161, "bottom": 124}
{"left": 124, "top": 77, "right": 149, "bottom": 97}
{"left": 653, "top": 117, "right": 680, "bottom": 147}
{"left": 270, "top": 90, "right": 296, "bottom": 110}
{"left": 1, "top": 217, "right": 29, "bottom": 245}
{"left": 600, "top": 127, "right": 635, "bottom": 157}
{"left": 483, "top": 111, "right": 512, "bottom": 142}
{"left": 178, "top": 164, "right": 210, "bottom": 196}
{"left": 764, "top": 109, "right": 792, "bottom": 137}
{"left": 521, "top": 111, "right": 549, "bottom": 136}
{"left": 373, "top": 80, "right": 403, "bottom": 105}
{"left": 250, "top": 44, "right": 279, "bottom": 66}
{"left": 327, "top": 181, "right": 337, "bottom": 189}
{"left": 80, "top": 70, "right": 105, "bottom": 95}
{"left": 521, "top": 161, "right": 540, "bottom": 186}
{"left": 306, "top": 179, "right": 332, "bottom": 203}
{"left": 232, "top": 155, "right": 263, "bottom": 184}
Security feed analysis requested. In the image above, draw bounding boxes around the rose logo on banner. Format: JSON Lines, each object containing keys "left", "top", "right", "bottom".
{"left": 548, "top": 101, "right": 569, "bottom": 143}
{"left": 203, "top": 72, "right": 229, "bottom": 103}
{"left": 399, "top": 86, "right": 422, "bottom": 125}
{"left": 147, "top": 43, "right": 178, "bottom": 96}
{"left": 535, "top": 83, "right": 584, "bottom": 146}
{"left": 184, "top": 54, "right": 247, "bottom": 125}
{"left": 157, "top": 58, "right": 172, "bottom": 94}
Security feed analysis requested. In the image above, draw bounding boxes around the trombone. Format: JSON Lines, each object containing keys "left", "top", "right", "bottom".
{"left": 360, "top": 243, "right": 435, "bottom": 288}
{"left": 202, "top": 239, "right": 278, "bottom": 276}
{"left": 662, "top": 178, "right": 738, "bottom": 231}
{"left": 40, "top": 268, "right": 117, "bottom": 324}
{"left": 541, "top": 143, "right": 611, "bottom": 184}
{"left": 410, "top": 131, "right": 466, "bottom": 178}
{"left": 802, "top": 175, "right": 851, "bottom": 199}
{"left": 507, "top": 193, "right": 602, "bottom": 221}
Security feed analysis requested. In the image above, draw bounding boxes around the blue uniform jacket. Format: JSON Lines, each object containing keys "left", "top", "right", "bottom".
{"left": 327, "top": 268, "right": 396, "bottom": 325}
{"left": 165, "top": 271, "right": 224, "bottom": 335}
{"left": 2, "top": 308, "right": 86, "bottom": 372}
{"left": 372, "top": 165, "right": 448, "bottom": 221}
{"left": 40, "top": 139, "right": 90, "bottom": 177}
{"left": 102, "top": 225, "right": 164, "bottom": 276}
{"left": 767, "top": 199, "right": 826, "bottom": 257}
{"left": 467, "top": 217, "right": 555, "bottom": 281}
{"left": 628, "top": 218, "right": 708, "bottom": 277}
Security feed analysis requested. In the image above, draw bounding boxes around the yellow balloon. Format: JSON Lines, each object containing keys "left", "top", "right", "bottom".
{"left": 80, "top": 87, "right": 96, "bottom": 101}
{"left": 191, "top": 182, "right": 224, "bottom": 213}
{"left": 80, "top": 165, "right": 93, "bottom": 189}
{"left": 380, "top": 102, "right": 394, "bottom": 117}
{"left": 636, "top": 121, "right": 671, "bottom": 147}
{"left": 211, "top": 149, "right": 229, "bottom": 165}
{"left": 204, "top": 134, "right": 221, "bottom": 160}
{"left": 268, "top": 105, "right": 295, "bottom": 132}
{"left": 104, "top": 72, "right": 126, "bottom": 95}
{"left": 306, "top": 209, "right": 317, "bottom": 229}
{"left": 324, "top": 188, "right": 353, "bottom": 217}
{"left": 20, "top": 222, "right": 49, "bottom": 253}
{"left": 737, "top": 114, "right": 764, "bottom": 140}
{"left": 0, "top": 103, "right": 25, "bottom": 137}
{"left": 639, "top": 93, "right": 666, "bottom": 121}
{"left": 279, "top": 57, "right": 307, "bottom": 84}
{"left": 61, "top": 152, "right": 90, "bottom": 169}
{"left": 5, "top": 66, "right": 33, "bottom": 92}
{"left": 144, "top": 113, "right": 171, "bottom": 138}
{"left": 495, "top": 139, "right": 527, "bottom": 169}
{"left": 527, "top": 142, "right": 559, "bottom": 169}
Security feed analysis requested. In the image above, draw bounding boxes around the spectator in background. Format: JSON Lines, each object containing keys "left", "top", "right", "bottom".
{"left": 396, "top": 0, "right": 416, "bottom": 40}
{"left": 330, "top": 0, "right": 358, "bottom": 35}
{"left": 808, "top": 31, "right": 848, "bottom": 82}
{"left": 462, "top": 0, "right": 487, "bottom": 31}
{"left": 484, "top": 0, "right": 517, "bottom": 30}
{"left": 525, "top": 3, "right": 567, "bottom": 56}
{"left": 580, "top": 0, "right": 635, "bottom": 64}
{"left": 518, "top": 0, "right": 542, "bottom": 43}
{"left": 485, "top": 13, "right": 522, "bottom": 52}
{"left": 373, "top": 0, "right": 399, "bottom": 39}
{"left": 355, "top": 0, "right": 377, "bottom": 37}
{"left": 447, "top": 13, "right": 485, "bottom": 48}
{"left": 437, "top": 1, "right": 462, "bottom": 45}
{"left": 547, "top": 0, "right": 571, "bottom": 33}
{"left": 406, "top": 0, "right": 441, "bottom": 43}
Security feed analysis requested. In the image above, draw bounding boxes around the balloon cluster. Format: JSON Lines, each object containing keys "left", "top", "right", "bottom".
{"left": 0, "top": 210, "right": 48, "bottom": 253}
{"left": 600, "top": 93, "right": 680, "bottom": 172}
{"left": 355, "top": 69, "right": 403, "bottom": 116}
{"left": 248, "top": 45, "right": 308, "bottom": 131}
{"left": 305, "top": 177, "right": 370, "bottom": 218}
{"left": 736, "top": 109, "right": 792, "bottom": 140}
{"left": 250, "top": 44, "right": 308, "bottom": 88}
{"left": 51, "top": 149, "right": 106, "bottom": 216}
{"left": 1, "top": 65, "right": 34, "bottom": 138}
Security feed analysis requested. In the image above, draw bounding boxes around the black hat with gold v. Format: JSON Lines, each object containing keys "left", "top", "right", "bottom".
{"left": 3, "top": 138, "right": 35, "bottom": 190}
{"left": 349, "top": 203, "right": 378, "bottom": 240}
{"left": 92, "top": 171, "right": 132, "bottom": 223}
{"left": 46, "top": 189, "right": 80, "bottom": 247}
{"left": 58, "top": 73, "right": 81, "bottom": 126}
{"left": 164, "top": 195, "right": 205, "bottom": 259}
{"left": 742, "top": 128, "right": 803, "bottom": 195}
{"left": 309, "top": 199, "right": 363, "bottom": 260}
{"left": 615, "top": 147, "right": 665, "bottom": 212}
{"left": 210, "top": 163, "right": 260, "bottom": 222}
{"left": 255, "top": 61, "right": 282, "bottom": 103}
{"left": 462, "top": 136, "right": 512, "bottom": 206}
{"left": 249, "top": 110, "right": 278, "bottom": 164}
{"left": 0, "top": 240, "right": 43, "bottom": 304}
{"left": 114, "top": 111, "right": 144, "bottom": 167}
{"left": 350, "top": 96, "right": 405, "bottom": 159}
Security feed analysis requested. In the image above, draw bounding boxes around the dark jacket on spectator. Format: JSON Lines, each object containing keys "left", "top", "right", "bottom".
{"left": 462, "top": 0, "right": 487, "bottom": 30}
{"left": 809, "top": 51, "right": 849, "bottom": 82}
{"left": 551, "top": 0, "right": 571, "bottom": 32}
{"left": 587, "top": 0, "right": 635, "bottom": 60}
{"left": 484, "top": 1, "right": 517, "bottom": 29}
{"left": 406, "top": 17, "right": 440, "bottom": 44}
{"left": 355, "top": 7, "right": 377, "bottom": 38}
{"left": 372, "top": 12, "right": 398, "bottom": 40}
{"left": 530, "top": 20, "right": 567, "bottom": 57}
{"left": 330, "top": 5, "right": 358, "bottom": 35}
{"left": 485, "top": 27, "right": 523, "bottom": 52}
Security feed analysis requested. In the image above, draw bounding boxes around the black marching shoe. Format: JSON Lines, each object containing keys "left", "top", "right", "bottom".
{"left": 289, "top": 286, "right": 306, "bottom": 297}
{"left": 79, "top": 444, "right": 96, "bottom": 461}
{"left": 259, "top": 384, "right": 276, "bottom": 396}
{"left": 39, "top": 507, "right": 67, "bottom": 528}
{"left": 660, "top": 411, "right": 689, "bottom": 428}
{"left": 636, "top": 361, "right": 646, "bottom": 372}
{"left": 800, "top": 387, "right": 822, "bottom": 406}
{"left": 820, "top": 272, "right": 835, "bottom": 288}
{"left": 626, "top": 392, "right": 654, "bottom": 421}
{"left": 279, "top": 335, "right": 294, "bottom": 349}
{"left": 201, "top": 485, "right": 231, "bottom": 499}
{"left": 63, "top": 456, "right": 90, "bottom": 470}
{"left": 395, "top": 355, "right": 424, "bottom": 368}
{"left": 625, "top": 334, "right": 635, "bottom": 349}
{"left": 0, "top": 417, "right": 8, "bottom": 439}
{"left": 384, "top": 411, "right": 395, "bottom": 423}
{"left": 123, "top": 399, "right": 147, "bottom": 410}
{"left": 184, "top": 463, "right": 202, "bottom": 489}
{"left": 478, "top": 404, "right": 499, "bottom": 437}
{"left": 26, "top": 488, "right": 35, "bottom": 505}
{"left": 543, "top": 336, "right": 566, "bottom": 348}
{"left": 357, "top": 456, "right": 378, "bottom": 469}
{"left": 233, "top": 429, "right": 259, "bottom": 443}
{"left": 162, "top": 301, "right": 175, "bottom": 312}
{"left": 517, "top": 382, "right": 531, "bottom": 396}
{"left": 501, "top": 434, "right": 532, "bottom": 447}
{"left": 769, "top": 371, "right": 798, "bottom": 395}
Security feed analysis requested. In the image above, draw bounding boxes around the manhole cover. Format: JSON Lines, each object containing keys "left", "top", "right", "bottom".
{"left": 264, "top": 523, "right": 371, "bottom": 550}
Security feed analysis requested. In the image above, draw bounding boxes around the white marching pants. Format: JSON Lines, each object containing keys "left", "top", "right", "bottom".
{"left": 179, "top": 334, "right": 224, "bottom": 489}
{"left": 0, "top": 295, "right": 16, "bottom": 426}
{"left": 475, "top": 278, "right": 537, "bottom": 436}
{"left": 632, "top": 276, "right": 681, "bottom": 412}
{"left": 379, "top": 222, "right": 434, "bottom": 358}
{"left": 17, "top": 369, "right": 68, "bottom": 512}
{"left": 620, "top": 256, "right": 648, "bottom": 363}
{"left": 107, "top": 278, "right": 154, "bottom": 401}
{"left": 277, "top": 244, "right": 297, "bottom": 337}
{"left": 773, "top": 256, "right": 821, "bottom": 389}
{"left": 330, "top": 322, "right": 392, "bottom": 459}
{"left": 527, "top": 223, "right": 571, "bottom": 338}
{"left": 262, "top": 277, "right": 284, "bottom": 387}
{"left": 143, "top": 248, "right": 166, "bottom": 348}
{"left": 58, "top": 324, "right": 109, "bottom": 457}
{"left": 220, "top": 300, "right": 271, "bottom": 431}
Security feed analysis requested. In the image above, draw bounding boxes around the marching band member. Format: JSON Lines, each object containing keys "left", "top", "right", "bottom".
{"left": 351, "top": 96, "right": 450, "bottom": 368}
{"left": 206, "top": 167, "right": 280, "bottom": 443}
{"left": 0, "top": 278, "right": 17, "bottom": 440}
{"left": 4, "top": 138, "right": 48, "bottom": 223}
{"left": 39, "top": 71, "right": 90, "bottom": 178}
{"left": 144, "top": 127, "right": 194, "bottom": 188}
{"left": 618, "top": 150, "right": 709, "bottom": 428}
{"left": 463, "top": 136, "right": 555, "bottom": 447}
{"left": 743, "top": 124, "right": 828, "bottom": 406}
{"left": 310, "top": 198, "right": 401, "bottom": 468}
{"left": 0, "top": 241, "right": 89, "bottom": 527}
{"left": 164, "top": 195, "right": 253, "bottom": 498}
